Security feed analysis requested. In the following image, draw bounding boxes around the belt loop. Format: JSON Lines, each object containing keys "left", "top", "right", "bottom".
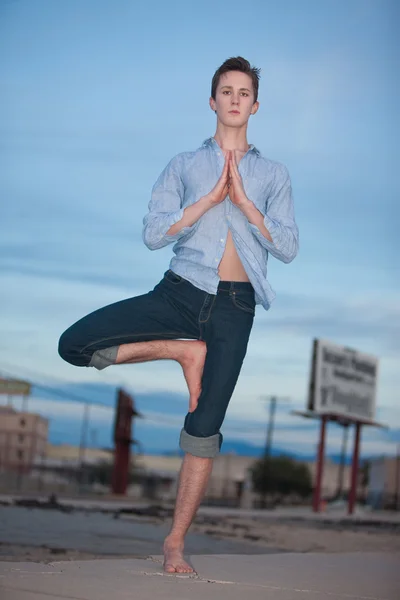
{"left": 230, "top": 281, "right": 234, "bottom": 293}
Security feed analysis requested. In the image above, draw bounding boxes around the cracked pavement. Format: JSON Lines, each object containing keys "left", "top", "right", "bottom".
{"left": 1, "top": 553, "right": 399, "bottom": 599}
{"left": 1, "top": 503, "right": 399, "bottom": 597}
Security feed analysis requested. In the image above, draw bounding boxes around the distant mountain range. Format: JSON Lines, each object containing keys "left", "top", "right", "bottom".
{"left": 28, "top": 381, "right": 396, "bottom": 462}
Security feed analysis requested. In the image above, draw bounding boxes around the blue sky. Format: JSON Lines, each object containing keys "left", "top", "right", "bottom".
{"left": 1, "top": 0, "right": 399, "bottom": 458}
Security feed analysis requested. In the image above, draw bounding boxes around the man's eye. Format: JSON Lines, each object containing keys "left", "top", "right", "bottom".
{"left": 241, "top": 92, "right": 248, "bottom": 97}
{"left": 223, "top": 91, "right": 231, "bottom": 94}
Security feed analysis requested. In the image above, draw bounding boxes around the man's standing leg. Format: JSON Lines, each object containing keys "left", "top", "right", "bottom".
{"left": 163, "top": 284, "right": 255, "bottom": 573}
{"left": 164, "top": 454, "right": 213, "bottom": 572}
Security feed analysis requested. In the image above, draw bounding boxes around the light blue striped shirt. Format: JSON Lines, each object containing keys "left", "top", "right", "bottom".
{"left": 143, "top": 137, "right": 298, "bottom": 310}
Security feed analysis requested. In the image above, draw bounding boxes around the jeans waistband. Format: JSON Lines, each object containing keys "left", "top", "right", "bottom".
{"left": 217, "top": 280, "right": 254, "bottom": 294}
{"left": 165, "top": 270, "right": 254, "bottom": 296}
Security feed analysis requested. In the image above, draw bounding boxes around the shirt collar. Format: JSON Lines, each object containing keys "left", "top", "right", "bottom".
{"left": 202, "top": 137, "right": 261, "bottom": 157}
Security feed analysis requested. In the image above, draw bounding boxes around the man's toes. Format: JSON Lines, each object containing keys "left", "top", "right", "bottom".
{"left": 177, "top": 564, "right": 191, "bottom": 573}
{"left": 189, "top": 393, "right": 200, "bottom": 412}
{"left": 164, "top": 564, "right": 176, "bottom": 573}
{"left": 189, "top": 402, "right": 197, "bottom": 413}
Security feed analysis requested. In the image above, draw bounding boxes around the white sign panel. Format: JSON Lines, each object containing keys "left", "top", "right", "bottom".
{"left": 308, "top": 339, "right": 378, "bottom": 421}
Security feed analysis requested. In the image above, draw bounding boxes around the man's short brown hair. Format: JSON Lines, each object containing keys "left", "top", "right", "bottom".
{"left": 211, "top": 57, "right": 261, "bottom": 102}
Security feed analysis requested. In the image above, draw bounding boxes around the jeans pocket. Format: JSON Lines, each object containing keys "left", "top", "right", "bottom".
{"left": 231, "top": 293, "right": 255, "bottom": 315}
{"left": 165, "top": 270, "right": 184, "bottom": 285}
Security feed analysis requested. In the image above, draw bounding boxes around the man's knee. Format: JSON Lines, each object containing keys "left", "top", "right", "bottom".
{"left": 58, "top": 327, "right": 89, "bottom": 367}
{"left": 58, "top": 327, "right": 119, "bottom": 370}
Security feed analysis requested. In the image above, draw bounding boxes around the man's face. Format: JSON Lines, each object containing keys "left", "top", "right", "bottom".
{"left": 210, "top": 71, "right": 259, "bottom": 127}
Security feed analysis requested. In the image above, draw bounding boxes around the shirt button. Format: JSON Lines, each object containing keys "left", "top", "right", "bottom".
{"left": 217, "top": 152, "right": 221, "bottom": 156}
{"left": 215, "top": 258, "right": 218, "bottom": 262}
{"left": 220, "top": 238, "right": 224, "bottom": 243}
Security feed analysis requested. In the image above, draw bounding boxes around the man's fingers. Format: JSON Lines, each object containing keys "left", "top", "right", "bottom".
{"left": 230, "top": 160, "right": 242, "bottom": 183}
{"left": 217, "top": 174, "right": 228, "bottom": 194}
{"left": 217, "top": 153, "right": 230, "bottom": 189}
{"left": 230, "top": 154, "right": 240, "bottom": 177}
{"left": 221, "top": 154, "right": 230, "bottom": 180}
{"left": 229, "top": 165, "right": 239, "bottom": 182}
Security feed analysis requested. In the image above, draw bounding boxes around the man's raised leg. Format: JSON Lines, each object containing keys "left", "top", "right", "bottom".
{"left": 115, "top": 340, "right": 206, "bottom": 412}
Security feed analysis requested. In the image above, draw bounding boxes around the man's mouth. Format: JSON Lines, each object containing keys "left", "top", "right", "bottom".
{"left": 229, "top": 110, "right": 240, "bottom": 114}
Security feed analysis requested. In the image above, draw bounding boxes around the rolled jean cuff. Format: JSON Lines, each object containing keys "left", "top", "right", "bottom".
{"left": 88, "top": 346, "right": 119, "bottom": 370}
{"left": 179, "top": 428, "right": 223, "bottom": 458}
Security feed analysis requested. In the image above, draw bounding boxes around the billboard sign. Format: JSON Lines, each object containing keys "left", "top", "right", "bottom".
{"left": 0, "top": 378, "right": 31, "bottom": 396}
{"left": 307, "top": 339, "right": 378, "bottom": 421}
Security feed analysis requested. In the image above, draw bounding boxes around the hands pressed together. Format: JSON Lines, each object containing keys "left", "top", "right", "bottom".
{"left": 206, "top": 150, "right": 251, "bottom": 210}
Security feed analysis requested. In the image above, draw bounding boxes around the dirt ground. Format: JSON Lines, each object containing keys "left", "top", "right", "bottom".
{"left": 1, "top": 501, "right": 399, "bottom": 562}
{"left": 190, "top": 514, "right": 400, "bottom": 553}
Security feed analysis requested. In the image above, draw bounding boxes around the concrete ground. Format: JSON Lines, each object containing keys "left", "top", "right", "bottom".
{"left": 1, "top": 496, "right": 399, "bottom": 598}
{"left": 1, "top": 552, "right": 399, "bottom": 600}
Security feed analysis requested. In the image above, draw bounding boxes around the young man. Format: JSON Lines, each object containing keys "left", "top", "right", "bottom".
{"left": 58, "top": 57, "right": 298, "bottom": 573}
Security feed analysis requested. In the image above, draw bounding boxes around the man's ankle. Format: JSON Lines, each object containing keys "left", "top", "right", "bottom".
{"left": 164, "top": 533, "right": 184, "bottom": 548}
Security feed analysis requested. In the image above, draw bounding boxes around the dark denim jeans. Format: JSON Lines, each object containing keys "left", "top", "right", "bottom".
{"left": 58, "top": 270, "right": 255, "bottom": 458}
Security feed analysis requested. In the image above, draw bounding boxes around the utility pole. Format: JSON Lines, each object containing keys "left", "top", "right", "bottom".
{"left": 78, "top": 402, "right": 91, "bottom": 490}
{"left": 264, "top": 396, "right": 277, "bottom": 458}
{"left": 261, "top": 395, "right": 289, "bottom": 458}
{"left": 395, "top": 444, "right": 400, "bottom": 511}
{"left": 336, "top": 422, "right": 349, "bottom": 498}
{"left": 260, "top": 396, "right": 289, "bottom": 508}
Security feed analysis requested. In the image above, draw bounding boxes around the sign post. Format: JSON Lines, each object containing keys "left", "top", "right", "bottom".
{"left": 294, "top": 339, "right": 386, "bottom": 515}
{"left": 312, "top": 415, "right": 327, "bottom": 512}
{"left": 0, "top": 378, "right": 31, "bottom": 396}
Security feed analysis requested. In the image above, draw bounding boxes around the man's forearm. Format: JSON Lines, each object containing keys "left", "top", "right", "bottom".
{"left": 166, "top": 196, "right": 215, "bottom": 236}
{"left": 240, "top": 200, "right": 273, "bottom": 243}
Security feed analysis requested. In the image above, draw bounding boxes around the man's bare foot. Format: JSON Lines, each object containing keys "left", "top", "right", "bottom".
{"left": 179, "top": 340, "right": 207, "bottom": 412}
{"left": 163, "top": 538, "right": 195, "bottom": 574}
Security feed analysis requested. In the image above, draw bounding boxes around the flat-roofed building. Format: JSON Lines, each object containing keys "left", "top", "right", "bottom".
{"left": 0, "top": 407, "right": 48, "bottom": 473}
{"left": 367, "top": 455, "right": 400, "bottom": 509}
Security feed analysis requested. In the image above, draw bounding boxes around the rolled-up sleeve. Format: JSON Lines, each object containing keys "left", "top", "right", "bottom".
{"left": 142, "top": 156, "right": 197, "bottom": 250}
{"left": 248, "top": 164, "right": 299, "bottom": 263}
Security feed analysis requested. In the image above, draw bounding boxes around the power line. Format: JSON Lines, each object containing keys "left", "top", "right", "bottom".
{"left": 0, "top": 366, "right": 117, "bottom": 410}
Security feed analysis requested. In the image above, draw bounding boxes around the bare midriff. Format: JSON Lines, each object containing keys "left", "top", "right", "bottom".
{"left": 218, "top": 229, "right": 250, "bottom": 282}
{"left": 217, "top": 148, "right": 250, "bottom": 282}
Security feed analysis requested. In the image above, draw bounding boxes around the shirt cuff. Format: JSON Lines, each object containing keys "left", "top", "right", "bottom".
{"left": 247, "top": 215, "right": 280, "bottom": 251}
{"left": 163, "top": 208, "right": 196, "bottom": 242}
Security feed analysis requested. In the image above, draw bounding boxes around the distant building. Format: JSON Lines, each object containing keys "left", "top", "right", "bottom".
{"left": 0, "top": 407, "right": 48, "bottom": 473}
{"left": 367, "top": 456, "right": 400, "bottom": 509}
{"left": 43, "top": 443, "right": 354, "bottom": 504}
{"left": 305, "top": 458, "right": 353, "bottom": 498}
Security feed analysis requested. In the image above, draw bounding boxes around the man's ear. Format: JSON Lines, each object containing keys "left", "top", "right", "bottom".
{"left": 209, "top": 96, "right": 216, "bottom": 113}
{"left": 250, "top": 101, "right": 260, "bottom": 116}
